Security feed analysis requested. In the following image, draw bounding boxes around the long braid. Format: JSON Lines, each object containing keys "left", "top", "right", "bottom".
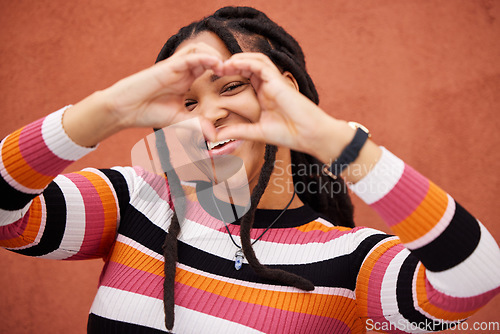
{"left": 154, "top": 6, "right": 355, "bottom": 330}
{"left": 239, "top": 145, "right": 315, "bottom": 291}
{"left": 154, "top": 129, "right": 186, "bottom": 331}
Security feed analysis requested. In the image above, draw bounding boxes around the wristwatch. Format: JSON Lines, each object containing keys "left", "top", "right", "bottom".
{"left": 323, "top": 122, "right": 371, "bottom": 179}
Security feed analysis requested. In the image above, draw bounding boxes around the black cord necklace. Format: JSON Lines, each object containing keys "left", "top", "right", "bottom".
{"left": 211, "top": 191, "right": 296, "bottom": 270}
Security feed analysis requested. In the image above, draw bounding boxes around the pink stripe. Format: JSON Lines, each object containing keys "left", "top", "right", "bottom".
{"left": 175, "top": 281, "right": 352, "bottom": 334}
{"left": 63, "top": 173, "right": 105, "bottom": 259}
{"left": 366, "top": 243, "right": 406, "bottom": 320}
{"left": 183, "top": 199, "right": 354, "bottom": 245}
{"left": 0, "top": 215, "right": 30, "bottom": 240}
{"left": 18, "top": 118, "right": 71, "bottom": 176}
{"left": 133, "top": 166, "right": 172, "bottom": 206}
{"left": 100, "top": 261, "right": 164, "bottom": 298}
{"left": 371, "top": 165, "right": 430, "bottom": 227}
{"left": 425, "top": 280, "right": 500, "bottom": 313}
{"left": 100, "top": 262, "right": 352, "bottom": 333}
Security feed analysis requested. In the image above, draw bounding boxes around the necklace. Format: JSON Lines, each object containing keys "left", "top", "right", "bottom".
{"left": 212, "top": 191, "right": 296, "bottom": 270}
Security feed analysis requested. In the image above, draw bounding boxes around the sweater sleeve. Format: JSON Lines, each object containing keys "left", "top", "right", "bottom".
{"left": 0, "top": 107, "right": 130, "bottom": 260}
{"left": 350, "top": 147, "right": 500, "bottom": 332}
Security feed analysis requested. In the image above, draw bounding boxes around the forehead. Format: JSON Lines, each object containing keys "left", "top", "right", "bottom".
{"left": 176, "top": 31, "right": 233, "bottom": 60}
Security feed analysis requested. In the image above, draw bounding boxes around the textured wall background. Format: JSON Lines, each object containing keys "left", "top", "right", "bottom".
{"left": 1, "top": 0, "right": 499, "bottom": 333}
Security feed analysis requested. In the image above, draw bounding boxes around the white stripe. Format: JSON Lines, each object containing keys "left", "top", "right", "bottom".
{"left": 38, "top": 175, "right": 87, "bottom": 259}
{"left": 90, "top": 286, "right": 264, "bottom": 334}
{"left": 0, "top": 138, "right": 43, "bottom": 194}
{"left": 116, "top": 234, "right": 163, "bottom": 261}
{"left": 404, "top": 194, "right": 455, "bottom": 250}
{"left": 379, "top": 249, "right": 431, "bottom": 333}
{"left": 425, "top": 221, "right": 500, "bottom": 297}
{"left": 127, "top": 168, "right": 173, "bottom": 232}
{"left": 0, "top": 202, "right": 31, "bottom": 226}
{"left": 41, "top": 106, "right": 96, "bottom": 161}
{"left": 349, "top": 147, "right": 404, "bottom": 205}
{"left": 178, "top": 218, "right": 384, "bottom": 265}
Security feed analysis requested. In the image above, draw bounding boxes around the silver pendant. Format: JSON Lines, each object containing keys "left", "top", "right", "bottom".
{"left": 234, "top": 249, "right": 244, "bottom": 270}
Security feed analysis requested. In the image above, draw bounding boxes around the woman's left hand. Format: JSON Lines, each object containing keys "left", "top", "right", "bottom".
{"left": 213, "top": 53, "right": 353, "bottom": 163}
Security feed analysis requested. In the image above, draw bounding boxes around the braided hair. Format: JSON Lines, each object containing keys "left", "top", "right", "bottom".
{"left": 155, "top": 6, "right": 355, "bottom": 331}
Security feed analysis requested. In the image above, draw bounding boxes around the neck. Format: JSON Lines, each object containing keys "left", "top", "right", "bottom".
{"left": 256, "top": 147, "right": 304, "bottom": 210}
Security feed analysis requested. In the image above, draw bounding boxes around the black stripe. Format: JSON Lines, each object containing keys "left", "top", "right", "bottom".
{"left": 88, "top": 313, "right": 167, "bottom": 334}
{"left": 410, "top": 201, "right": 480, "bottom": 272}
{"left": 13, "top": 182, "right": 67, "bottom": 256}
{"left": 396, "top": 254, "right": 455, "bottom": 331}
{"left": 118, "top": 206, "right": 167, "bottom": 254}
{"left": 119, "top": 207, "right": 396, "bottom": 290}
{"left": 349, "top": 233, "right": 394, "bottom": 272}
{"left": 0, "top": 171, "right": 39, "bottom": 210}
{"left": 99, "top": 169, "right": 131, "bottom": 220}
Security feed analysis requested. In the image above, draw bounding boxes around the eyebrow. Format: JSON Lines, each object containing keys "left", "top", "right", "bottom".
{"left": 210, "top": 74, "right": 221, "bottom": 82}
{"left": 186, "top": 74, "right": 222, "bottom": 93}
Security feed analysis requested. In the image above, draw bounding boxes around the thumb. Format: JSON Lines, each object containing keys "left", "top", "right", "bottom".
{"left": 216, "top": 123, "right": 264, "bottom": 143}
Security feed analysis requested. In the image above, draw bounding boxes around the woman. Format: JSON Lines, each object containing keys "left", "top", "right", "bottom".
{"left": 1, "top": 6, "right": 499, "bottom": 333}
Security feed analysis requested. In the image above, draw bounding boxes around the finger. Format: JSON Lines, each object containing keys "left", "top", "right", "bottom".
{"left": 215, "top": 123, "right": 266, "bottom": 143}
{"left": 170, "top": 53, "right": 222, "bottom": 75}
{"left": 166, "top": 113, "right": 217, "bottom": 143}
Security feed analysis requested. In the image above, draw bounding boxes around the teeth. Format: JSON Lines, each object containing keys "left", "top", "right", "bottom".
{"left": 207, "top": 139, "right": 235, "bottom": 150}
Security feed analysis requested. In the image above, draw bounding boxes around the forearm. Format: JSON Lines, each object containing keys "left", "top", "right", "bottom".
{"left": 62, "top": 90, "right": 127, "bottom": 148}
{"left": 352, "top": 148, "right": 500, "bottom": 296}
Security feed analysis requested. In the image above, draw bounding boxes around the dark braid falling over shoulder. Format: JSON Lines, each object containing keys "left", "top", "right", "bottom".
{"left": 155, "top": 6, "right": 354, "bottom": 331}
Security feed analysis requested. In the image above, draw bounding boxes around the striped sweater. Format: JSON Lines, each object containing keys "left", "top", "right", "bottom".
{"left": 1, "top": 107, "right": 499, "bottom": 333}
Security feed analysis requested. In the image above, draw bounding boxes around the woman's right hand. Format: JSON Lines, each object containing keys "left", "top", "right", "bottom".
{"left": 62, "top": 43, "right": 222, "bottom": 147}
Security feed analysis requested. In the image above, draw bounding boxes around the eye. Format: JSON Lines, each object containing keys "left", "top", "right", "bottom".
{"left": 184, "top": 99, "right": 197, "bottom": 111}
{"left": 220, "top": 81, "right": 249, "bottom": 96}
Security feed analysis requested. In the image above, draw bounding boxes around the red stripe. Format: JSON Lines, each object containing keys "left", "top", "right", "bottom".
{"left": 183, "top": 199, "right": 354, "bottom": 245}
{"left": 366, "top": 243, "right": 406, "bottom": 320}
{"left": 0, "top": 216, "right": 29, "bottom": 241}
{"left": 63, "top": 173, "right": 105, "bottom": 259}
{"left": 100, "top": 261, "right": 164, "bottom": 299}
{"left": 174, "top": 280, "right": 352, "bottom": 333}
{"left": 371, "top": 165, "right": 429, "bottom": 227}
{"left": 425, "top": 281, "right": 500, "bottom": 313}
{"left": 18, "top": 118, "right": 70, "bottom": 177}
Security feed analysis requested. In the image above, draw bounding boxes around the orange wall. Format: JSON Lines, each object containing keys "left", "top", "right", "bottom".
{"left": 1, "top": 1, "right": 499, "bottom": 333}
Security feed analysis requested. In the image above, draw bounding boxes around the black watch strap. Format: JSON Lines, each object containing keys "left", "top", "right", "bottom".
{"left": 326, "top": 127, "right": 370, "bottom": 178}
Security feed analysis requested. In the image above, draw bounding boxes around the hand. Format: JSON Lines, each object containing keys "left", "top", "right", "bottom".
{"left": 63, "top": 43, "right": 222, "bottom": 147}
{"left": 105, "top": 43, "right": 224, "bottom": 132}
{"left": 213, "top": 53, "right": 351, "bottom": 162}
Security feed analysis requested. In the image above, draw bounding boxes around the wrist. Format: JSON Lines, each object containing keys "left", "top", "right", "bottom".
{"left": 63, "top": 90, "right": 126, "bottom": 147}
{"left": 309, "top": 118, "right": 356, "bottom": 165}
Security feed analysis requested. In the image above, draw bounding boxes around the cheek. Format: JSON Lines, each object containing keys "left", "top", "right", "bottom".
{"left": 227, "top": 90, "right": 261, "bottom": 122}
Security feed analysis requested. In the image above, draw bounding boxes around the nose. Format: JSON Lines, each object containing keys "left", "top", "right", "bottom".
{"left": 197, "top": 99, "right": 229, "bottom": 126}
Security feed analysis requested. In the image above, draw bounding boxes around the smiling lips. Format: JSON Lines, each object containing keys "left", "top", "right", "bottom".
{"left": 205, "top": 139, "right": 242, "bottom": 156}
{"left": 207, "top": 139, "right": 235, "bottom": 150}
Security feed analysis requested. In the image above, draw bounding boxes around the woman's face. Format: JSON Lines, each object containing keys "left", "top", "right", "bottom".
{"left": 174, "top": 31, "right": 266, "bottom": 191}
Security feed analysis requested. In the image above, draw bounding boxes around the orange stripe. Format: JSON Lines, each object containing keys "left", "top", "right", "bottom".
{"left": 391, "top": 182, "right": 448, "bottom": 244}
{"left": 74, "top": 171, "right": 117, "bottom": 254}
{"left": 110, "top": 241, "right": 164, "bottom": 276}
{"left": 414, "top": 264, "right": 479, "bottom": 321}
{"left": 356, "top": 238, "right": 401, "bottom": 318}
{"left": 110, "top": 241, "right": 358, "bottom": 321}
{"left": 2, "top": 128, "right": 55, "bottom": 190}
{"left": 0, "top": 197, "right": 43, "bottom": 248}
{"left": 295, "top": 221, "right": 351, "bottom": 233}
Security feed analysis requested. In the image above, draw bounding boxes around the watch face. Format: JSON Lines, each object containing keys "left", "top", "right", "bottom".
{"left": 347, "top": 121, "right": 371, "bottom": 138}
